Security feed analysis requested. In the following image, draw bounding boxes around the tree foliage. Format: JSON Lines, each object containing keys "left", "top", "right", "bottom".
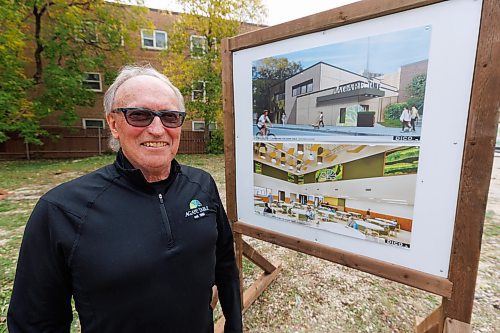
{"left": 406, "top": 73, "right": 426, "bottom": 114}
{"left": 0, "top": 0, "right": 148, "bottom": 144}
{"left": 384, "top": 102, "right": 408, "bottom": 121}
{"left": 162, "top": 0, "right": 266, "bottom": 149}
{"left": 252, "top": 57, "right": 302, "bottom": 120}
{"left": 0, "top": 0, "right": 34, "bottom": 142}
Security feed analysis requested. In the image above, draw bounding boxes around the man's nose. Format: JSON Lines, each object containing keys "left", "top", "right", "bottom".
{"left": 147, "top": 116, "right": 165, "bottom": 135}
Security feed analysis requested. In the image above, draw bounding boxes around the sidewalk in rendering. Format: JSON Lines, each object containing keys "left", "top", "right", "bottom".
{"left": 272, "top": 123, "right": 421, "bottom": 137}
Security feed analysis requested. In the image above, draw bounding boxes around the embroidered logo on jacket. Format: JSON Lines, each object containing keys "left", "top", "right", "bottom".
{"left": 186, "top": 199, "right": 209, "bottom": 219}
{"left": 189, "top": 199, "right": 203, "bottom": 209}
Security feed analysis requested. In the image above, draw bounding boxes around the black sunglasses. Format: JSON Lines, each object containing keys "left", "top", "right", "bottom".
{"left": 112, "top": 108, "right": 186, "bottom": 128}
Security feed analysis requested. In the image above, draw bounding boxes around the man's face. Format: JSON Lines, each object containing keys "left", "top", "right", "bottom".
{"left": 107, "top": 75, "right": 181, "bottom": 177}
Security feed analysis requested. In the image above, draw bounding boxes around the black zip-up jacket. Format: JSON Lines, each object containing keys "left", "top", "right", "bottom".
{"left": 8, "top": 152, "right": 242, "bottom": 332}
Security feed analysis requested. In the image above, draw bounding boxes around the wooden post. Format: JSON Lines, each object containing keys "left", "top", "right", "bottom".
{"left": 25, "top": 142, "right": 30, "bottom": 161}
{"left": 221, "top": 38, "right": 237, "bottom": 224}
{"left": 441, "top": 0, "right": 500, "bottom": 327}
{"left": 98, "top": 127, "right": 102, "bottom": 155}
{"left": 415, "top": 306, "right": 443, "bottom": 333}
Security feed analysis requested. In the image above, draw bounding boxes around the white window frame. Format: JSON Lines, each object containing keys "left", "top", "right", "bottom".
{"left": 83, "top": 72, "right": 102, "bottom": 92}
{"left": 82, "top": 118, "right": 106, "bottom": 129}
{"left": 192, "top": 120, "right": 217, "bottom": 132}
{"left": 210, "top": 37, "right": 218, "bottom": 53}
{"left": 141, "top": 29, "right": 167, "bottom": 50}
{"left": 191, "top": 80, "right": 206, "bottom": 102}
{"left": 190, "top": 35, "right": 207, "bottom": 57}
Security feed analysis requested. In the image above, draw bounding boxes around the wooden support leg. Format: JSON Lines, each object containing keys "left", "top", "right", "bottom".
{"left": 242, "top": 239, "right": 276, "bottom": 273}
{"left": 234, "top": 232, "right": 244, "bottom": 305}
{"left": 443, "top": 317, "right": 472, "bottom": 333}
{"left": 242, "top": 261, "right": 282, "bottom": 313}
{"left": 214, "top": 238, "right": 282, "bottom": 333}
{"left": 415, "top": 305, "right": 444, "bottom": 333}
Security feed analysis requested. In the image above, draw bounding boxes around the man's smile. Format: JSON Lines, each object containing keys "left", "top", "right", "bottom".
{"left": 141, "top": 141, "right": 168, "bottom": 147}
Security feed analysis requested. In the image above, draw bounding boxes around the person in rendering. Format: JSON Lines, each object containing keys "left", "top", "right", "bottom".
{"left": 257, "top": 109, "right": 272, "bottom": 136}
{"left": 281, "top": 112, "right": 286, "bottom": 126}
{"left": 318, "top": 111, "right": 324, "bottom": 127}
{"left": 347, "top": 219, "right": 359, "bottom": 230}
{"left": 264, "top": 203, "right": 273, "bottom": 214}
{"left": 306, "top": 205, "right": 315, "bottom": 222}
{"left": 410, "top": 105, "right": 420, "bottom": 132}
{"left": 8, "top": 65, "right": 242, "bottom": 332}
{"left": 400, "top": 106, "right": 412, "bottom": 132}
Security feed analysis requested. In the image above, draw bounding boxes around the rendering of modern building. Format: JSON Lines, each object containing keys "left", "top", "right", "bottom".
{"left": 264, "top": 59, "right": 428, "bottom": 129}
{"left": 281, "top": 62, "right": 399, "bottom": 127}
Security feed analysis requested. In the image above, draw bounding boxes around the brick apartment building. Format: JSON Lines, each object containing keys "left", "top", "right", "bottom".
{"left": 0, "top": 5, "right": 261, "bottom": 159}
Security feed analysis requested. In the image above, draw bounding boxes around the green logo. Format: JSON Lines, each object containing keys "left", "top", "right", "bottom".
{"left": 189, "top": 199, "right": 202, "bottom": 209}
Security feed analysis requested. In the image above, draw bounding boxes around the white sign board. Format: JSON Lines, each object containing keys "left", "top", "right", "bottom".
{"left": 233, "top": 0, "right": 482, "bottom": 278}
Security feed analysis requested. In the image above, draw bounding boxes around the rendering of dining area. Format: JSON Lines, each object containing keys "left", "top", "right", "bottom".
{"left": 253, "top": 142, "right": 418, "bottom": 248}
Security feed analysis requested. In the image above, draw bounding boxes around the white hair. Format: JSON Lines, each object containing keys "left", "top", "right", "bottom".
{"left": 103, "top": 64, "right": 185, "bottom": 152}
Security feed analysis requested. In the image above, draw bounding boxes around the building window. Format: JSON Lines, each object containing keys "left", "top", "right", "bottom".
{"left": 299, "top": 194, "right": 307, "bottom": 204}
{"left": 141, "top": 29, "right": 167, "bottom": 49}
{"left": 191, "top": 81, "right": 206, "bottom": 102}
{"left": 292, "top": 79, "right": 313, "bottom": 96}
{"left": 83, "top": 72, "right": 102, "bottom": 92}
{"left": 192, "top": 121, "right": 217, "bottom": 132}
{"left": 274, "top": 92, "right": 285, "bottom": 101}
{"left": 82, "top": 118, "right": 105, "bottom": 129}
{"left": 210, "top": 37, "right": 218, "bottom": 53}
{"left": 339, "top": 108, "right": 346, "bottom": 123}
{"left": 190, "top": 35, "right": 207, "bottom": 57}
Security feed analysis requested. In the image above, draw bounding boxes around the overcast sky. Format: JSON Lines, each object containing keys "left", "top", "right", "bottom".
{"left": 141, "top": 0, "right": 360, "bottom": 25}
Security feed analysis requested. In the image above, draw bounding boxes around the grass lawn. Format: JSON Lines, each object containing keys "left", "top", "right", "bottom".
{"left": 1, "top": 153, "right": 497, "bottom": 332}
{"left": 0, "top": 153, "right": 226, "bottom": 332}
{"left": 377, "top": 119, "right": 402, "bottom": 128}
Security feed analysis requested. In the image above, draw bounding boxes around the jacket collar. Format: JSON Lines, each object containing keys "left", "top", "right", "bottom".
{"left": 113, "top": 149, "right": 181, "bottom": 192}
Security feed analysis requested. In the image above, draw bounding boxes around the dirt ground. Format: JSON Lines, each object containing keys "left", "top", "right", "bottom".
{"left": 0, "top": 154, "right": 497, "bottom": 332}
{"left": 236, "top": 155, "right": 500, "bottom": 332}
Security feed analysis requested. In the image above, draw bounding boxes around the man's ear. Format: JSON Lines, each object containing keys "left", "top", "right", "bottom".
{"left": 106, "top": 113, "right": 119, "bottom": 139}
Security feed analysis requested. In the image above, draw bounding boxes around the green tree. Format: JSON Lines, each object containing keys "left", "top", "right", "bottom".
{"left": 252, "top": 57, "right": 302, "bottom": 122}
{"left": 162, "top": 0, "right": 266, "bottom": 148}
{"left": 0, "top": 0, "right": 148, "bottom": 144}
{"left": 0, "top": 0, "right": 34, "bottom": 142}
{"left": 406, "top": 73, "right": 426, "bottom": 114}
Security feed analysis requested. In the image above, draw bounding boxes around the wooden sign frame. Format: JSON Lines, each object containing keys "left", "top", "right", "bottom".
{"left": 219, "top": 0, "right": 499, "bottom": 331}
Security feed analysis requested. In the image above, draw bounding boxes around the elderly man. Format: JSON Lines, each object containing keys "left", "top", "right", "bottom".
{"left": 8, "top": 65, "right": 242, "bottom": 332}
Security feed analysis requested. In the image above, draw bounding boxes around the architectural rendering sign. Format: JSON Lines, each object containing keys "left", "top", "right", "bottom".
{"left": 232, "top": 0, "right": 484, "bottom": 278}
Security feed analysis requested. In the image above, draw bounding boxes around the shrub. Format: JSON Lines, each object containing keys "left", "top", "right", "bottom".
{"left": 207, "top": 129, "right": 224, "bottom": 154}
{"left": 384, "top": 102, "right": 408, "bottom": 120}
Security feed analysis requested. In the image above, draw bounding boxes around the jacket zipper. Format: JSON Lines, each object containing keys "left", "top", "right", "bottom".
{"left": 158, "top": 193, "right": 174, "bottom": 247}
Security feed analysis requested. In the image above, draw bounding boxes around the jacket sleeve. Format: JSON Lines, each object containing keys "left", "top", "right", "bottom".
{"left": 8, "top": 198, "right": 74, "bottom": 333}
{"left": 212, "top": 178, "right": 243, "bottom": 333}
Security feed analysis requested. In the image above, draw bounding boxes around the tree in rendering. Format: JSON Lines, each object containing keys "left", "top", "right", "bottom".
{"left": 252, "top": 57, "right": 302, "bottom": 122}
{"left": 406, "top": 73, "right": 427, "bottom": 114}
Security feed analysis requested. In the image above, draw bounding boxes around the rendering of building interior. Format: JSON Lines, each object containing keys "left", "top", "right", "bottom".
{"left": 253, "top": 142, "right": 419, "bottom": 246}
